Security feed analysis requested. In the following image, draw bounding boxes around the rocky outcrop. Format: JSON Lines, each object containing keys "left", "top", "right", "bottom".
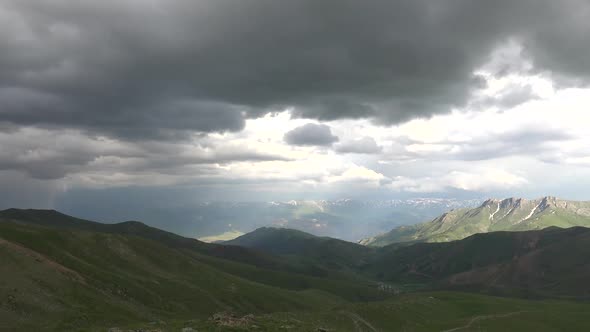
{"left": 361, "top": 196, "right": 590, "bottom": 246}
{"left": 210, "top": 312, "right": 254, "bottom": 328}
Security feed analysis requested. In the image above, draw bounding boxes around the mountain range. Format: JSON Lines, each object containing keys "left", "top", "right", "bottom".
{"left": 3, "top": 202, "right": 590, "bottom": 331}
{"left": 361, "top": 196, "right": 590, "bottom": 246}
{"left": 59, "top": 198, "right": 481, "bottom": 242}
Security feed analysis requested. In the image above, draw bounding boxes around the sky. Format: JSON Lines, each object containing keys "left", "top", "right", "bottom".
{"left": 1, "top": 0, "right": 590, "bottom": 213}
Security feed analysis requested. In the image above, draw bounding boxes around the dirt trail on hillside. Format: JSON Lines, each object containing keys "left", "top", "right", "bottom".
{"left": 440, "top": 311, "right": 528, "bottom": 332}
{"left": 342, "top": 311, "right": 378, "bottom": 332}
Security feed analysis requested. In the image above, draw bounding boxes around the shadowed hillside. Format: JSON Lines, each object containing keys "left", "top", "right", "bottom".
{"left": 3, "top": 208, "right": 590, "bottom": 331}
{"left": 364, "top": 227, "right": 590, "bottom": 299}
{"left": 225, "top": 227, "right": 374, "bottom": 272}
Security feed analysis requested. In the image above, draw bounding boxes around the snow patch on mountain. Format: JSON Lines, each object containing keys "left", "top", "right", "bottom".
{"left": 519, "top": 202, "right": 542, "bottom": 223}
{"left": 489, "top": 202, "right": 500, "bottom": 221}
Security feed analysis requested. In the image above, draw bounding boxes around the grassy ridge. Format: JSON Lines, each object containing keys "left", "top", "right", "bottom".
{"left": 0, "top": 222, "right": 352, "bottom": 331}
{"left": 365, "top": 227, "right": 590, "bottom": 299}
{"left": 225, "top": 227, "right": 375, "bottom": 273}
{"left": 227, "top": 225, "right": 590, "bottom": 299}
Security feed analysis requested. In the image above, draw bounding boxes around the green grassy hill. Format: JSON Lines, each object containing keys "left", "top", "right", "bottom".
{"left": 237, "top": 291, "right": 590, "bottom": 332}
{"left": 0, "top": 221, "right": 351, "bottom": 331}
{"left": 362, "top": 196, "right": 590, "bottom": 246}
{"left": 226, "top": 224, "right": 590, "bottom": 300}
{"left": 224, "top": 227, "right": 322, "bottom": 254}
{"left": 0, "top": 208, "right": 277, "bottom": 268}
{"left": 225, "top": 227, "right": 374, "bottom": 272}
{"left": 0, "top": 210, "right": 388, "bottom": 331}
{"left": 86, "top": 292, "right": 590, "bottom": 331}
{"left": 365, "top": 226, "right": 590, "bottom": 299}
{"left": 3, "top": 208, "right": 590, "bottom": 331}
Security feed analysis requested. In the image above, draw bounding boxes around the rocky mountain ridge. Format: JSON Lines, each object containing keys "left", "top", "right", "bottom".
{"left": 361, "top": 196, "right": 590, "bottom": 246}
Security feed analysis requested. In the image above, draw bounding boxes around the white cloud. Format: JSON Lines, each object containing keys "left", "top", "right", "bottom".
{"left": 389, "top": 169, "right": 527, "bottom": 193}
{"left": 325, "top": 165, "right": 386, "bottom": 186}
{"left": 446, "top": 169, "right": 528, "bottom": 191}
{"left": 335, "top": 137, "right": 382, "bottom": 154}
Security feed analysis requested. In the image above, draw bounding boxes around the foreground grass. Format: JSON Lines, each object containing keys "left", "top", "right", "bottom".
{"left": 84, "top": 292, "right": 590, "bottom": 332}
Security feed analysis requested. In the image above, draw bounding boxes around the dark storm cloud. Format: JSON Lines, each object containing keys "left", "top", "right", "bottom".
{"left": 119, "top": 145, "right": 292, "bottom": 175}
{"left": 0, "top": 128, "right": 287, "bottom": 180}
{"left": 335, "top": 137, "right": 382, "bottom": 154}
{"left": 284, "top": 123, "right": 339, "bottom": 146}
{"left": 0, "top": 0, "right": 588, "bottom": 140}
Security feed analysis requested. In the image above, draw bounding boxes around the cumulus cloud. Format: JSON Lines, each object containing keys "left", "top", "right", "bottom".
{"left": 381, "top": 85, "right": 589, "bottom": 165}
{"left": 284, "top": 123, "right": 339, "bottom": 146}
{"left": 325, "top": 165, "right": 386, "bottom": 187}
{"left": 389, "top": 169, "right": 528, "bottom": 193}
{"left": 335, "top": 137, "right": 382, "bottom": 154}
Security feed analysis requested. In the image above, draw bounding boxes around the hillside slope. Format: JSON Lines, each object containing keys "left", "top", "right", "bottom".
{"left": 3, "top": 208, "right": 590, "bottom": 330}
{"left": 365, "top": 226, "right": 590, "bottom": 299}
{"left": 0, "top": 209, "right": 388, "bottom": 293}
{"left": 0, "top": 216, "right": 400, "bottom": 331}
{"left": 0, "top": 208, "right": 293, "bottom": 270}
{"left": 225, "top": 227, "right": 374, "bottom": 272}
{"left": 226, "top": 224, "right": 590, "bottom": 299}
{"left": 246, "top": 291, "right": 590, "bottom": 332}
{"left": 0, "top": 221, "right": 349, "bottom": 331}
{"left": 362, "top": 196, "right": 590, "bottom": 246}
